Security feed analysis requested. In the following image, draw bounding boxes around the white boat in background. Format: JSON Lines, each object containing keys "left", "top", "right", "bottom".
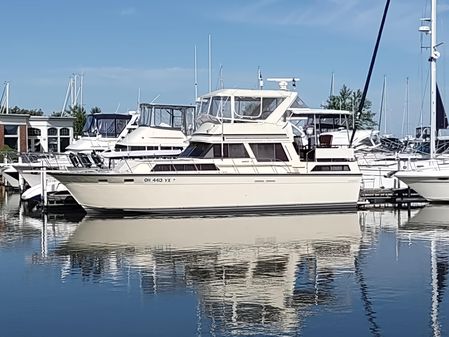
{"left": 101, "top": 103, "right": 194, "bottom": 164}
{"left": 65, "top": 112, "right": 137, "bottom": 153}
{"left": 395, "top": 167, "right": 449, "bottom": 202}
{"left": 17, "top": 105, "right": 194, "bottom": 202}
{"left": 395, "top": 0, "right": 449, "bottom": 202}
{"left": 50, "top": 80, "right": 362, "bottom": 214}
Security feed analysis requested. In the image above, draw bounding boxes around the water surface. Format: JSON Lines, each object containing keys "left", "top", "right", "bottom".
{"left": 1, "top": 192, "right": 448, "bottom": 337}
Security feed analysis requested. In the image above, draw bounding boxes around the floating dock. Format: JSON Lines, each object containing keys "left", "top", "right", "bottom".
{"left": 359, "top": 188, "right": 427, "bottom": 209}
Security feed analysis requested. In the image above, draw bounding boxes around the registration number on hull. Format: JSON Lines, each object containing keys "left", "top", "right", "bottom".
{"left": 143, "top": 177, "right": 175, "bottom": 183}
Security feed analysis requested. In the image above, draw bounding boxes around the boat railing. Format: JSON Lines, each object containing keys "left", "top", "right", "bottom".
{"left": 19, "top": 152, "right": 72, "bottom": 168}
{"left": 117, "top": 157, "right": 293, "bottom": 175}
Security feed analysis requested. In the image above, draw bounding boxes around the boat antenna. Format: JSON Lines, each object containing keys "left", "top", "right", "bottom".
{"left": 349, "top": 0, "right": 390, "bottom": 147}
{"left": 258, "top": 67, "right": 264, "bottom": 89}
{"left": 194, "top": 44, "right": 198, "bottom": 101}
{"left": 401, "top": 77, "right": 409, "bottom": 138}
{"left": 217, "top": 64, "right": 224, "bottom": 89}
{"left": 115, "top": 103, "right": 120, "bottom": 113}
{"left": 137, "top": 88, "right": 141, "bottom": 112}
{"left": 378, "top": 75, "right": 386, "bottom": 132}
{"left": 208, "top": 34, "right": 212, "bottom": 92}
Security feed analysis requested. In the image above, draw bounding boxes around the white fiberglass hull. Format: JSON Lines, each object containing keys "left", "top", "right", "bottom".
{"left": 50, "top": 172, "right": 362, "bottom": 213}
{"left": 1, "top": 166, "right": 19, "bottom": 188}
{"left": 395, "top": 170, "right": 449, "bottom": 202}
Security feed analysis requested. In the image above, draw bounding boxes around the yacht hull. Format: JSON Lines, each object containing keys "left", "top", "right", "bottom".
{"left": 395, "top": 171, "right": 449, "bottom": 202}
{"left": 50, "top": 172, "right": 362, "bottom": 213}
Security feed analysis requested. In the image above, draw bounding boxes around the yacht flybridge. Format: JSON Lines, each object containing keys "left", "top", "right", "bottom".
{"left": 49, "top": 83, "right": 362, "bottom": 213}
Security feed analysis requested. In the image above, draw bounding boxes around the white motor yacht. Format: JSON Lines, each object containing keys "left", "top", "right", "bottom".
{"left": 64, "top": 112, "right": 137, "bottom": 152}
{"left": 101, "top": 103, "right": 194, "bottom": 164}
{"left": 49, "top": 82, "right": 362, "bottom": 213}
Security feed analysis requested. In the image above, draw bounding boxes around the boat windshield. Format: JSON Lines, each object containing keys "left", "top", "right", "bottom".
{"left": 196, "top": 96, "right": 286, "bottom": 123}
{"left": 138, "top": 104, "right": 195, "bottom": 133}
{"left": 290, "top": 114, "right": 349, "bottom": 134}
{"left": 179, "top": 142, "right": 211, "bottom": 158}
{"left": 82, "top": 114, "right": 131, "bottom": 137}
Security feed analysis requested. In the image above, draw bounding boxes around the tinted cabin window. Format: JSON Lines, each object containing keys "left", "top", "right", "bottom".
{"left": 211, "top": 144, "right": 249, "bottom": 158}
{"left": 152, "top": 164, "right": 175, "bottom": 172}
{"left": 48, "top": 128, "right": 58, "bottom": 136}
{"left": 196, "top": 163, "right": 218, "bottom": 171}
{"left": 151, "top": 163, "right": 219, "bottom": 172}
{"left": 173, "top": 164, "right": 196, "bottom": 171}
{"left": 311, "top": 165, "right": 350, "bottom": 172}
{"left": 250, "top": 143, "right": 288, "bottom": 162}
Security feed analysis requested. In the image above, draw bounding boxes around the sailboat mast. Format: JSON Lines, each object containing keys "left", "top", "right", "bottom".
{"left": 430, "top": 0, "right": 437, "bottom": 158}
{"left": 383, "top": 76, "right": 387, "bottom": 135}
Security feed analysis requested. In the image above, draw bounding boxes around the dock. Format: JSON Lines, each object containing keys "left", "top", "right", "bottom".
{"left": 359, "top": 188, "right": 427, "bottom": 209}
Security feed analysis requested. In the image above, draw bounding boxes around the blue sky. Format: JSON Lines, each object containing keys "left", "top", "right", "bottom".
{"left": 2, "top": 0, "right": 449, "bottom": 136}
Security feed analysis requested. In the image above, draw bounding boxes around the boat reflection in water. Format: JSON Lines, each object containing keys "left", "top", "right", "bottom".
{"left": 400, "top": 205, "right": 449, "bottom": 337}
{"left": 60, "top": 212, "right": 360, "bottom": 336}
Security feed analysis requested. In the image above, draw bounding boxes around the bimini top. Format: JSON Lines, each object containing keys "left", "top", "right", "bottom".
{"left": 196, "top": 88, "right": 307, "bottom": 125}
{"left": 82, "top": 113, "right": 132, "bottom": 138}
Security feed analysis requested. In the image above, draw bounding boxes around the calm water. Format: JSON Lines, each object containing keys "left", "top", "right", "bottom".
{"left": 1, "top": 192, "right": 448, "bottom": 337}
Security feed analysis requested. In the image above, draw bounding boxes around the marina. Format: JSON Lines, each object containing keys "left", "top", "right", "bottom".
{"left": 3, "top": 0, "right": 449, "bottom": 336}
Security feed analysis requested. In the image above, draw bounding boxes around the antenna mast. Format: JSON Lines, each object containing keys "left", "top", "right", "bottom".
{"left": 208, "top": 34, "right": 212, "bottom": 92}
{"left": 194, "top": 45, "right": 198, "bottom": 101}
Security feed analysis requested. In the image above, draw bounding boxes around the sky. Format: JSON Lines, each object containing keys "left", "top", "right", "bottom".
{"left": 1, "top": 0, "right": 449, "bottom": 136}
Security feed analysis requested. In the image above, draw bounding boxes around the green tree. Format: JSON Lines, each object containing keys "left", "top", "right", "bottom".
{"left": 51, "top": 111, "right": 63, "bottom": 117}
{"left": 322, "top": 85, "right": 377, "bottom": 129}
{"left": 6, "top": 106, "right": 44, "bottom": 116}
{"left": 69, "top": 105, "right": 87, "bottom": 137}
{"left": 90, "top": 106, "right": 101, "bottom": 114}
